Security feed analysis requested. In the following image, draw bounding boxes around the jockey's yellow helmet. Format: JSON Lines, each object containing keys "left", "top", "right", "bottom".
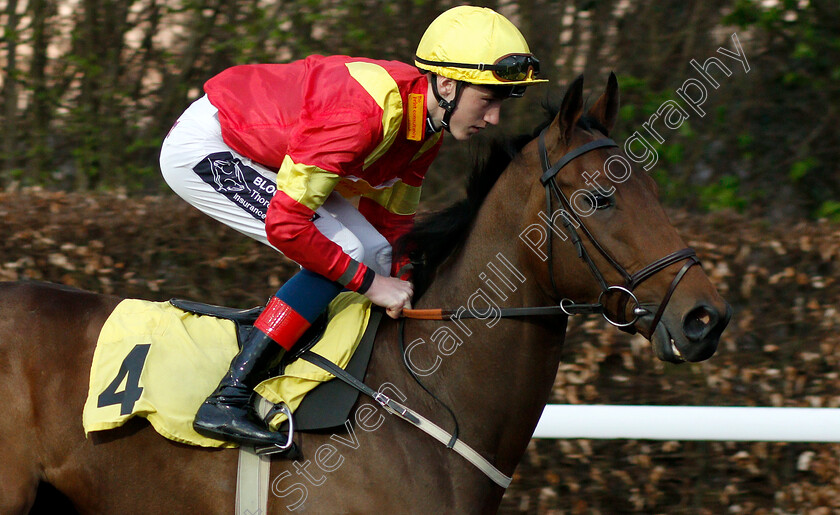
{"left": 415, "top": 6, "right": 548, "bottom": 92}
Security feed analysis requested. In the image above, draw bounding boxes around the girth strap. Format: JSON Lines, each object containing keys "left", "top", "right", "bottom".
{"left": 300, "top": 350, "right": 513, "bottom": 489}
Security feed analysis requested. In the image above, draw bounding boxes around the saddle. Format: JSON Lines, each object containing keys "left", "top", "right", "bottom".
{"left": 169, "top": 298, "right": 383, "bottom": 434}
{"left": 83, "top": 293, "right": 381, "bottom": 453}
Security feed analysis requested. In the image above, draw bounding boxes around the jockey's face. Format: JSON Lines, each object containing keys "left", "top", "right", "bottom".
{"left": 433, "top": 78, "right": 505, "bottom": 141}
{"left": 449, "top": 84, "right": 505, "bottom": 140}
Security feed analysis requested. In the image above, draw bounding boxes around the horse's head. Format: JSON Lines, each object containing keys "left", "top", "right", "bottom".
{"left": 521, "top": 74, "right": 731, "bottom": 363}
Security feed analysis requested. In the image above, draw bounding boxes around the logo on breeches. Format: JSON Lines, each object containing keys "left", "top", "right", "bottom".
{"left": 209, "top": 157, "right": 251, "bottom": 194}
{"left": 193, "top": 152, "right": 276, "bottom": 222}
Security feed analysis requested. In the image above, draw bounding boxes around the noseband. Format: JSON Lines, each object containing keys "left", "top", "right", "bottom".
{"left": 537, "top": 127, "right": 699, "bottom": 335}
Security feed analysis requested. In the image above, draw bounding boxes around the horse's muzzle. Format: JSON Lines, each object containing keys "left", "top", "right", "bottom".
{"left": 646, "top": 301, "right": 732, "bottom": 363}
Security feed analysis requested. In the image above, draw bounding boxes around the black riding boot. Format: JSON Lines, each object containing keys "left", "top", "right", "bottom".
{"left": 193, "top": 328, "right": 287, "bottom": 446}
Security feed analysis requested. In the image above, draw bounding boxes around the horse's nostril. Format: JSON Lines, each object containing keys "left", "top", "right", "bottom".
{"left": 683, "top": 305, "right": 718, "bottom": 341}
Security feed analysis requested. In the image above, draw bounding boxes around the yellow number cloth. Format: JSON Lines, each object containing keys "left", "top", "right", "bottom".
{"left": 83, "top": 292, "right": 370, "bottom": 447}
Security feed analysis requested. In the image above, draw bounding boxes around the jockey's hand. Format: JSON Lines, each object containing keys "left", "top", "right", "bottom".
{"left": 365, "top": 274, "right": 413, "bottom": 319}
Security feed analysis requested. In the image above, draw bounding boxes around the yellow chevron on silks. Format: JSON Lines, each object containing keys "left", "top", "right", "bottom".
{"left": 276, "top": 155, "right": 341, "bottom": 211}
{"left": 411, "top": 131, "right": 442, "bottom": 162}
{"left": 362, "top": 180, "right": 422, "bottom": 216}
{"left": 83, "top": 293, "right": 371, "bottom": 447}
{"left": 345, "top": 61, "right": 403, "bottom": 169}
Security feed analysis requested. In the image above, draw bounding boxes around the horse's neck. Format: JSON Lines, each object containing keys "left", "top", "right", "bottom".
{"left": 411, "top": 173, "right": 567, "bottom": 472}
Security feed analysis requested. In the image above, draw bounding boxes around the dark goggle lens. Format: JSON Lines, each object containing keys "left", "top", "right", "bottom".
{"left": 493, "top": 55, "right": 540, "bottom": 81}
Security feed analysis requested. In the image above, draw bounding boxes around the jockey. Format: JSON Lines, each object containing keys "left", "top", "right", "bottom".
{"left": 159, "top": 6, "right": 547, "bottom": 447}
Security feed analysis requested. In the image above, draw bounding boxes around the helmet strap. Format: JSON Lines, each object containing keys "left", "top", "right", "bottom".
{"left": 430, "top": 75, "right": 465, "bottom": 132}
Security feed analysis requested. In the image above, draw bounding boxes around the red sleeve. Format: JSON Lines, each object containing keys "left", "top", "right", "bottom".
{"left": 264, "top": 86, "right": 384, "bottom": 292}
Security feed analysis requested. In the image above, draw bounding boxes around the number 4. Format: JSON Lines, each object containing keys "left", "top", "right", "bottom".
{"left": 97, "top": 344, "right": 151, "bottom": 415}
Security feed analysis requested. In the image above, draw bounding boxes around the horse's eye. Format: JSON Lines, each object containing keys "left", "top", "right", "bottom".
{"left": 587, "top": 192, "right": 615, "bottom": 210}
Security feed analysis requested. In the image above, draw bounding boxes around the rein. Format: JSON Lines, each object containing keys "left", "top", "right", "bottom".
{"left": 402, "top": 126, "right": 700, "bottom": 337}
{"left": 401, "top": 303, "right": 602, "bottom": 320}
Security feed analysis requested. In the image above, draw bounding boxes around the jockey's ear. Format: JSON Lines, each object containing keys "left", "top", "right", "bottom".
{"left": 435, "top": 76, "right": 458, "bottom": 100}
{"left": 586, "top": 72, "right": 620, "bottom": 136}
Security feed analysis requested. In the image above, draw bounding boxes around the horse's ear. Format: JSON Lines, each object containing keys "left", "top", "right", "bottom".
{"left": 553, "top": 74, "right": 585, "bottom": 143}
{"left": 586, "top": 72, "right": 620, "bottom": 135}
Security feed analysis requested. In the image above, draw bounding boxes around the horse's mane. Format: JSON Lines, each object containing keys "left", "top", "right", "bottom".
{"left": 396, "top": 103, "right": 609, "bottom": 299}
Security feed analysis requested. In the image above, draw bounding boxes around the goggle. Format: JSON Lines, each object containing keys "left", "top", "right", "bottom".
{"left": 415, "top": 53, "right": 542, "bottom": 83}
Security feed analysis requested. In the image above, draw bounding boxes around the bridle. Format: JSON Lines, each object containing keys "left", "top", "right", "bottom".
{"left": 535, "top": 126, "right": 699, "bottom": 335}
{"left": 392, "top": 126, "right": 701, "bottom": 485}
{"left": 403, "top": 126, "right": 700, "bottom": 338}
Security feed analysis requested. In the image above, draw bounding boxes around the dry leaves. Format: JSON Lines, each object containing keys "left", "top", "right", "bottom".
{"left": 2, "top": 190, "right": 839, "bottom": 512}
{"left": 0, "top": 188, "right": 298, "bottom": 305}
{"left": 502, "top": 210, "right": 840, "bottom": 513}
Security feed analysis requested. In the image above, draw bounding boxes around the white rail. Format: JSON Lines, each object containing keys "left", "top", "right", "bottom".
{"left": 533, "top": 405, "right": 840, "bottom": 442}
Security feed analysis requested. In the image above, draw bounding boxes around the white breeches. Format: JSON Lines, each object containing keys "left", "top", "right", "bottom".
{"left": 159, "top": 95, "right": 392, "bottom": 277}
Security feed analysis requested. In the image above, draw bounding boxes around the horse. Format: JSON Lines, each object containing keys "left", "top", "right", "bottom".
{"left": 1, "top": 74, "right": 730, "bottom": 514}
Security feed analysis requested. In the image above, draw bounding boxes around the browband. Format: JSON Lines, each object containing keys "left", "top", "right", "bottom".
{"left": 539, "top": 137, "right": 618, "bottom": 185}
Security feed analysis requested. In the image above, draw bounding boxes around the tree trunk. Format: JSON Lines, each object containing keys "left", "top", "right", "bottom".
{"left": 27, "top": 0, "right": 55, "bottom": 180}
{"left": 2, "top": 0, "right": 20, "bottom": 184}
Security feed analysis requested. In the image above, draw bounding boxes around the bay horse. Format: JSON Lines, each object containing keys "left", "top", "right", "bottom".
{"left": 1, "top": 74, "right": 730, "bottom": 514}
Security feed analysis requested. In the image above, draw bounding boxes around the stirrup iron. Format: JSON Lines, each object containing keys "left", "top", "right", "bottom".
{"left": 254, "top": 403, "right": 294, "bottom": 455}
